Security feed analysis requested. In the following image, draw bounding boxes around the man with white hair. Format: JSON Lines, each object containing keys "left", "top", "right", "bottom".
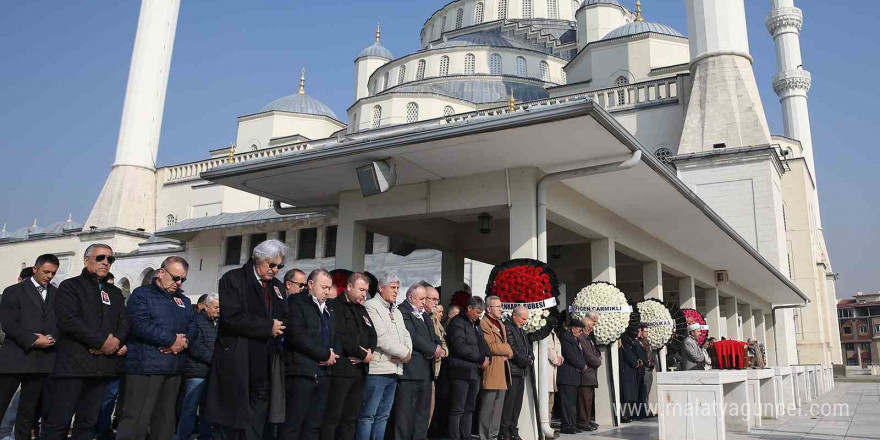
{"left": 204, "top": 239, "right": 290, "bottom": 440}
{"left": 358, "top": 273, "right": 412, "bottom": 440}
{"left": 396, "top": 282, "right": 444, "bottom": 440}
{"left": 176, "top": 292, "right": 219, "bottom": 440}
{"left": 682, "top": 323, "right": 705, "bottom": 371}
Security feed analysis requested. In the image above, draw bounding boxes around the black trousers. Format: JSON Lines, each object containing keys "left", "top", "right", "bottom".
{"left": 557, "top": 384, "right": 577, "bottom": 431}
{"left": 0, "top": 373, "right": 46, "bottom": 440}
{"left": 447, "top": 377, "right": 479, "bottom": 440}
{"left": 394, "top": 379, "right": 431, "bottom": 440}
{"left": 576, "top": 386, "right": 594, "bottom": 427}
{"left": 40, "top": 376, "right": 111, "bottom": 440}
{"left": 280, "top": 375, "right": 329, "bottom": 440}
{"left": 320, "top": 375, "right": 365, "bottom": 440}
{"left": 499, "top": 375, "right": 525, "bottom": 437}
{"left": 115, "top": 374, "right": 182, "bottom": 440}
{"left": 214, "top": 383, "right": 270, "bottom": 440}
{"left": 428, "top": 369, "right": 451, "bottom": 437}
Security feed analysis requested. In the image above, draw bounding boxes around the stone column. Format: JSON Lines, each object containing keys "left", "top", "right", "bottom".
{"left": 239, "top": 234, "right": 251, "bottom": 266}
{"left": 764, "top": 313, "right": 778, "bottom": 366}
{"left": 705, "top": 288, "right": 723, "bottom": 339}
{"left": 285, "top": 228, "right": 298, "bottom": 261}
{"left": 741, "top": 303, "right": 755, "bottom": 341}
{"left": 642, "top": 260, "right": 663, "bottom": 409}
{"left": 724, "top": 297, "right": 740, "bottom": 341}
{"left": 678, "top": 276, "right": 696, "bottom": 309}
{"left": 335, "top": 207, "right": 366, "bottom": 272}
{"left": 755, "top": 311, "right": 768, "bottom": 364}
{"left": 441, "top": 251, "right": 465, "bottom": 304}
{"left": 591, "top": 237, "right": 620, "bottom": 426}
{"left": 509, "top": 167, "right": 539, "bottom": 259}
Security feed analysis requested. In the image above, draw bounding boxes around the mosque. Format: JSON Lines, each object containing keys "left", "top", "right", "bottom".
{"left": 0, "top": 0, "right": 841, "bottom": 416}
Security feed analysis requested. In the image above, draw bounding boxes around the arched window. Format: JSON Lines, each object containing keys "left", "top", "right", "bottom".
{"left": 250, "top": 144, "right": 258, "bottom": 151}
{"left": 464, "top": 54, "right": 475, "bottom": 74}
{"left": 406, "top": 102, "right": 419, "bottom": 123}
{"left": 475, "top": 3, "right": 485, "bottom": 24}
{"left": 523, "top": 0, "right": 533, "bottom": 18}
{"left": 615, "top": 76, "right": 629, "bottom": 105}
{"left": 539, "top": 61, "right": 550, "bottom": 81}
{"left": 455, "top": 8, "right": 464, "bottom": 29}
{"left": 398, "top": 65, "right": 406, "bottom": 85}
{"left": 416, "top": 60, "right": 426, "bottom": 80}
{"left": 498, "top": 0, "right": 508, "bottom": 19}
{"left": 444, "top": 106, "right": 455, "bottom": 116}
{"left": 439, "top": 55, "right": 450, "bottom": 76}
{"left": 516, "top": 57, "right": 527, "bottom": 77}
{"left": 572, "top": 0, "right": 579, "bottom": 20}
{"left": 560, "top": 69, "right": 567, "bottom": 84}
{"left": 489, "top": 53, "right": 502, "bottom": 74}
{"left": 382, "top": 71, "right": 390, "bottom": 90}
{"left": 166, "top": 214, "right": 177, "bottom": 226}
{"left": 431, "top": 24, "right": 436, "bottom": 40}
{"left": 548, "top": 0, "right": 558, "bottom": 19}
{"left": 440, "top": 16, "right": 447, "bottom": 33}
{"left": 372, "top": 105, "right": 382, "bottom": 129}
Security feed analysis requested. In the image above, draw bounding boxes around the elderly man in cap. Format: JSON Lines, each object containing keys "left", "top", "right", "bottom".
{"left": 682, "top": 323, "right": 706, "bottom": 371}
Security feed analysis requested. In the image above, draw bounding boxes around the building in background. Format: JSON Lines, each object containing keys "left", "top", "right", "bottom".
{"left": 838, "top": 292, "right": 880, "bottom": 368}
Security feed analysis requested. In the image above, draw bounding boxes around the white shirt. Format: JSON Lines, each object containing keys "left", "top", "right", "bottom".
{"left": 30, "top": 277, "right": 47, "bottom": 301}
{"left": 312, "top": 295, "right": 328, "bottom": 314}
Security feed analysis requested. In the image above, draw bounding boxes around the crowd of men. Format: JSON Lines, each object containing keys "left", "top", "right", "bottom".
{"left": 0, "top": 239, "right": 567, "bottom": 440}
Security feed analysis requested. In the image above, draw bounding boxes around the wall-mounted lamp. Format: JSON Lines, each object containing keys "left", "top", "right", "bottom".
{"left": 477, "top": 212, "right": 492, "bottom": 234}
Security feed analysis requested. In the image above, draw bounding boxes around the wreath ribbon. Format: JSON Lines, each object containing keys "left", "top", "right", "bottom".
{"left": 501, "top": 297, "right": 557, "bottom": 311}
{"left": 568, "top": 305, "right": 633, "bottom": 313}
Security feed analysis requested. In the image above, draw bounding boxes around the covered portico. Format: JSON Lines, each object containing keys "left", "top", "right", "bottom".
{"left": 203, "top": 99, "right": 809, "bottom": 438}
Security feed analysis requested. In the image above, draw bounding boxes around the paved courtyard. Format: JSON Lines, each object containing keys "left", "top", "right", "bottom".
{"left": 569, "top": 382, "right": 880, "bottom": 440}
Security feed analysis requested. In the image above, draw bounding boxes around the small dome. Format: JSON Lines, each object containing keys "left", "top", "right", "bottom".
{"left": 602, "top": 21, "right": 684, "bottom": 40}
{"left": 260, "top": 93, "right": 339, "bottom": 120}
{"left": 358, "top": 42, "right": 393, "bottom": 60}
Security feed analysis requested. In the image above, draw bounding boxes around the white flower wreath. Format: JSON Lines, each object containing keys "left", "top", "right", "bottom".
{"left": 571, "top": 283, "right": 630, "bottom": 345}
{"left": 636, "top": 300, "right": 674, "bottom": 350}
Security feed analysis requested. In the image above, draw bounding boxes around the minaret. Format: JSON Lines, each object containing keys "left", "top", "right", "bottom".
{"left": 767, "top": 0, "right": 820, "bottom": 228}
{"left": 678, "top": 0, "right": 772, "bottom": 154}
{"left": 85, "top": 0, "right": 181, "bottom": 232}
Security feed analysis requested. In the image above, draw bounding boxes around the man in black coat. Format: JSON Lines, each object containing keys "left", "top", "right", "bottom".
{"left": 445, "top": 296, "right": 490, "bottom": 440}
{"left": 204, "top": 240, "right": 290, "bottom": 440}
{"left": 0, "top": 254, "right": 59, "bottom": 440}
{"left": 396, "top": 283, "right": 444, "bottom": 440}
{"left": 320, "top": 273, "right": 377, "bottom": 440}
{"left": 618, "top": 336, "right": 645, "bottom": 423}
{"left": 41, "top": 244, "right": 129, "bottom": 440}
{"left": 557, "top": 320, "right": 587, "bottom": 435}
{"left": 500, "top": 306, "right": 533, "bottom": 440}
{"left": 280, "top": 268, "right": 341, "bottom": 440}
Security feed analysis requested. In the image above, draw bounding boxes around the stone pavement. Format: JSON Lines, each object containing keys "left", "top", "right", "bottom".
{"left": 559, "top": 382, "right": 880, "bottom": 440}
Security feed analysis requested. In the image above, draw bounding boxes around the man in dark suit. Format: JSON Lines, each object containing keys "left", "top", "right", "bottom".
{"left": 396, "top": 283, "right": 444, "bottom": 440}
{"left": 280, "top": 268, "right": 341, "bottom": 440}
{"left": 41, "top": 244, "right": 129, "bottom": 440}
{"left": 636, "top": 325, "right": 656, "bottom": 418}
{"left": 0, "top": 254, "right": 59, "bottom": 440}
{"left": 618, "top": 335, "right": 645, "bottom": 423}
{"left": 204, "top": 239, "right": 290, "bottom": 440}
{"left": 578, "top": 311, "right": 601, "bottom": 431}
{"left": 500, "top": 306, "right": 533, "bottom": 440}
{"left": 557, "top": 319, "right": 586, "bottom": 435}
{"left": 446, "top": 296, "right": 490, "bottom": 440}
{"left": 321, "top": 273, "right": 377, "bottom": 440}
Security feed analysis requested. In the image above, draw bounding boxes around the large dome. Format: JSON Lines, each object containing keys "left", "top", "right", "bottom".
{"left": 430, "top": 32, "right": 537, "bottom": 51}
{"left": 602, "top": 21, "right": 684, "bottom": 40}
{"left": 260, "top": 93, "right": 339, "bottom": 120}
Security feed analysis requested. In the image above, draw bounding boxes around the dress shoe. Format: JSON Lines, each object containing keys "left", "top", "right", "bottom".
{"left": 584, "top": 425, "right": 597, "bottom": 432}
{"left": 560, "top": 428, "right": 577, "bottom": 435}
{"left": 620, "top": 416, "right": 632, "bottom": 424}
{"left": 589, "top": 422, "right": 599, "bottom": 429}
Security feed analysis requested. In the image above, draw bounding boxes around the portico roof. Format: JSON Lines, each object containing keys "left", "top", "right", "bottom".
{"left": 202, "top": 99, "right": 809, "bottom": 305}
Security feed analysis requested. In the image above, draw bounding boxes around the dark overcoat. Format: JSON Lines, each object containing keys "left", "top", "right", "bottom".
{"left": 0, "top": 278, "right": 58, "bottom": 373}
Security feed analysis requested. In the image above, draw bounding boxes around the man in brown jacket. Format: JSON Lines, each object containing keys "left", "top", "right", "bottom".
{"left": 577, "top": 311, "right": 601, "bottom": 431}
{"left": 478, "top": 296, "right": 512, "bottom": 440}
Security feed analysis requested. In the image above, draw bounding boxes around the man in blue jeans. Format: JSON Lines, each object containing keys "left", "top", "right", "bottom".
{"left": 358, "top": 274, "right": 411, "bottom": 440}
{"left": 175, "top": 292, "right": 219, "bottom": 440}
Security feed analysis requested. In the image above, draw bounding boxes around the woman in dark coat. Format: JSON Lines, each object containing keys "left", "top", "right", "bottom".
{"left": 618, "top": 338, "right": 644, "bottom": 423}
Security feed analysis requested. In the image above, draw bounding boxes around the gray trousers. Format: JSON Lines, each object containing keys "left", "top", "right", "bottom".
{"left": 115, "top": 374, "right": 182, "bottom": 440}
{"left": 478, "top": 389, "right": 506, "bottom": 440}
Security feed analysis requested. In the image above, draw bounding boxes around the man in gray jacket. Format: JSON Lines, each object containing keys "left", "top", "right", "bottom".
{"left": 682, "top": 324, "right": 705, "bottom": 371}
{"left": 358, "top": 274, "right": 412, "bottom": 440}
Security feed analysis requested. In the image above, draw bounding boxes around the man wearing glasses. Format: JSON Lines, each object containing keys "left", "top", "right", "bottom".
{"left": 42, "top": 244, "right": 129, "bottom": 440}
{"left": 204, "top": 239, "right": 289, "bottom": 440}
{"left": 115, "top": 256, "right": 192, "bottom": 440}
{"left": 283, "top": 268, "right": 307, "bottom": 296}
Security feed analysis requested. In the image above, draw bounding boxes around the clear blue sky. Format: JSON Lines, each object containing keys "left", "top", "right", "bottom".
{"left": 1, "top": 1, "right": 877, "bottom": 297}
